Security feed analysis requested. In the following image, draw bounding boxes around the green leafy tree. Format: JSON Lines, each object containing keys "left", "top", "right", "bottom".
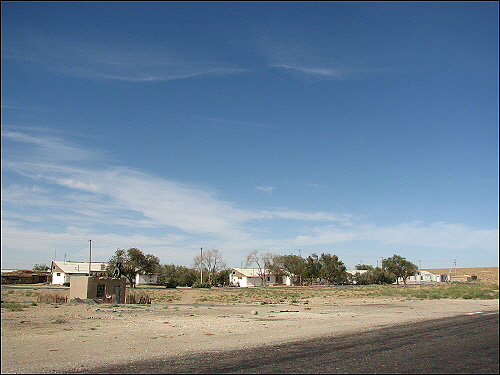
{"left": 319, "top": 253, "right": 348, "bottom": 285}
{"left": 107, "top": 248, "right": 160, "bottom": 288}
{"left": 214, "top": 268, "right": 232, "bottom": 286}
{"left": 159, "top": 264, "right": 178, "bottom": 288}
{"left": 33, "top": 264, "right": 50, "bottom": 271}
{"left": 173, "top": 265, "right": 198, "bottom": 287}
{"left": 304, "top": 253, "right": 321, "bottom": 285}
{"left": 274, "top": 254, "right": 307, "bottom": 286}
{"left": 382, "top": 254, "right": 418, "bottom": 285}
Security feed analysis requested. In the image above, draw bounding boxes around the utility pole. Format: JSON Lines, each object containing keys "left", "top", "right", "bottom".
{"left": 200, "top": 247, "right": 203, "bottom": 283}
{"left": 419, "top": 260, "right": 421, "bottom": 283}
{"left": 88, "top": 240, "right": 92, "bottom": 276}
{"left": 447, "top": 259, "right": 457, "bottom": 282}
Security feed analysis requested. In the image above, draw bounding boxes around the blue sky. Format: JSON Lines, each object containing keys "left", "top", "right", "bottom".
{"left": 1, "top": 2, "right": 498, "bottom": 270}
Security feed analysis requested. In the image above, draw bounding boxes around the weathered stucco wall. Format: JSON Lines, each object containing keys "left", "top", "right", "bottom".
{"left": 69, "top": 276, "right": 126, "bottom": 303}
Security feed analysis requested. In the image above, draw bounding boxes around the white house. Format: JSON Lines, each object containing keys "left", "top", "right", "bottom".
{"left": 405, "top": 270, "right": 449, "bottom": 283}
{"left": 51, "top": 260, "right": 108, "bottom": 285}
{"left": 135, "top": 273, "right": 160, "bottom": 285}
{"left": 229, "top": 268, "right": 296, "bottom": 287}
{"left": 346, "top": 270, "right": 368, "bottom": 276}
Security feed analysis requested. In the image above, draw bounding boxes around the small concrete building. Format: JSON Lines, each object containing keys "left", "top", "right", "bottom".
{"left": 69, "top": 276, "right": 126, "bottom": 303}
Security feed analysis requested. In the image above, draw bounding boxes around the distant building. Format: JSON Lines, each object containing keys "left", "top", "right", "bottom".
{"left": 135, "top": 273, "right": 160, "bottom": 285}
{"left": 229, "top": 268, "right": 296, "bottom": 287}
{"left": 406, "top": 270, "right": 449, "bottom": 283}
{"left": 346, "top": 270, "right": 368, "bottom": 276}
{"left": 1, "top": 269, "right": 51, "bottom": 284}
{"left": 51, "top": 260, "right": 108, "bottom": 285}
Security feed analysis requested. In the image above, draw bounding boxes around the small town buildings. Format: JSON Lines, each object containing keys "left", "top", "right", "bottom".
{"left": 51, "top": 260, "right": 160, "bottom": 286}
{"left": 1, "top": 269, "right": 51, "bottom": 284}
{"left": 450, "top": 274, "right": 477, "bottom": 282}
{"left": 346, "top": 270, "right": 368, "bottom": 276}
{"left": 51, "top": 260, "right": 108, "bottom": 285}
{"left": 405, "top": 270, "right": 449, "bottom": 283}
{"left": 229, "top": 268, "right": 296, "bottom": 287}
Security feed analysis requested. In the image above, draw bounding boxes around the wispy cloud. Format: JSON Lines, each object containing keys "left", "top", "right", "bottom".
{"left": 2, "top": 130, "right": 347, "bottom": 239}
{"left": 255, "top": 186, "right": 275, "bottom": 193}
{"left": 2, "top": 129, "right": 497, "bottom": 268}
{"left": 290, "top": 221, "right": 498, "bottom": 253}
{"left": 2, "top": 32, "right": 251, "bottom": 83}
{"left": 272, "top": 64, "right": 344, "bottom": 79}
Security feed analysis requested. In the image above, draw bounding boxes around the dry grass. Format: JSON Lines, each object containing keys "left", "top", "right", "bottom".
{"left": 125, "top": 291, "right": 151, "bottom": 304}
{"left": 36, "top": 292, "right": 68, "bottom": 304}
{"left": 1, "top": 267, "right": 497, "bottom": 309}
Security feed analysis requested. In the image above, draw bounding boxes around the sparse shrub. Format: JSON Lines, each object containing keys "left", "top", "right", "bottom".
{"left": 37, "top": 292, "right": 68, "bottom": 304}
{"left": 126, "top": 292, "right": 151, "bottom": 304}
{"left": 1, "top": 301, "right": 25, "bottom": 311}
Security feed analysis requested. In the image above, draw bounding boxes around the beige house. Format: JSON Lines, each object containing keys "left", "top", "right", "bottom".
{"left": 70, "top": 276, "right": 126, "bottom": 303}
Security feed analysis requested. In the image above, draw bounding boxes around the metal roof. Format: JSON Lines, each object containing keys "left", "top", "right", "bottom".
{"left": 52, "top": 260, "right": 108, "bottom": 274}
{"left": 232, "top": 268, "right": 267, "bottom": 277}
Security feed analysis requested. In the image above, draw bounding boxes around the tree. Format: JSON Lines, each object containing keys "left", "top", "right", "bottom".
{"left": 192, "top": 249, "right": 226, "bottom": 286}
{"left": 33, "top": 264, "right": 50, "bottom": 271}
{"left": 245, "top": 250, "right": 276, "bottom": 287}
{"left": 173, "top": 265, "right": 198, "bottom": 287}
{"left": 355, "top": 264, "right": 374, "bottom": 271}
{"left": 214, "top": 268, "right": 232, "bottom": 286}
{"left": 319, "top": 253, "right": 348, "bottom": 285}
{"left": 304, "top": 253, "right": 321, "bottom": 285}
{"left": 273, "top": 254, "right": 306, "bottom": 286}
{"left": 382, "top": 254, "right": 418, "bottom": 285}
{"left": 107, "top": 248, "right": 160, "bottom": 288}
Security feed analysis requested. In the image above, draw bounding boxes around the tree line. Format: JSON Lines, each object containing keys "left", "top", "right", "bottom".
{"left": 103, "top": 248, "right": 418, "bottom": 288}
{"left": 106, "top": 248, "right": 231, "bottom": 288}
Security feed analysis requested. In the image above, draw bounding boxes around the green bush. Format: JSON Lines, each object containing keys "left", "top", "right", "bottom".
{"left": 164, "top": 279, "right": 178, "bottom": 288}
{"left": 2, "top": 301, "right": 25, "bottom": 311}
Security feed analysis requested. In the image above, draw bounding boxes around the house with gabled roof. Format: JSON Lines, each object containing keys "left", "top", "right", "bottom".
{"left": 229, "top": 268, "right": 296, "bottom": 287}
{"left": 51, "top": 260, "right": 108, "bottom": 285}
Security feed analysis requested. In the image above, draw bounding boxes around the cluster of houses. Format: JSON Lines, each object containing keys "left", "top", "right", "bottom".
{"left": 229, "top": 268, "right": 455, "bottom": 287}
{"left": 1, "top": 260, "right": 475, "bottom": 286}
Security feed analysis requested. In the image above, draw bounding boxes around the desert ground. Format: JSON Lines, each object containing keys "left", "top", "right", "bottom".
{"left": 1, "top": 267, "right": 498, "bottom": 374}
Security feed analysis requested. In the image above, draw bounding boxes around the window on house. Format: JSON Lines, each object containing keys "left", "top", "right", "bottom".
{"left": 96, "top": 284, "right": 105, "bottom": 298}
{"left": 267, "top": 277, "right": 270, "bottom": 281}
{"left": 56, "top": 273, "right": 61, "bottom": 276}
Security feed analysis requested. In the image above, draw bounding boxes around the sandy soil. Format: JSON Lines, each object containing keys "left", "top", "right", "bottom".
{"left": 1, "top": 288, "right": 498, "bottom": 374}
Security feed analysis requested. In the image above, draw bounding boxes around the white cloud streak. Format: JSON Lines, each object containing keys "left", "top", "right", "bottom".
{"left": 2, "top": 129, "right": 498, "bottom": 268}
{"left": 3, "top": 32, "right": 251, "bottom": 83}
